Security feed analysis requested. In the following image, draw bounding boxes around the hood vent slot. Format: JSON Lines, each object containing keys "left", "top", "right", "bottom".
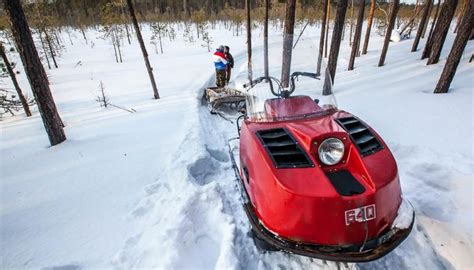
{"left": 336, "top": 116, "right": 383, "bottom": 156}
{"left": 257, "top": 128, "right": 314, "bottom": 169}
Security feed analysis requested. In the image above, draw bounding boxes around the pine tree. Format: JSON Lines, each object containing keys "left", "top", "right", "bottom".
{"left": 323, "top": 0, "right": 349, "bottom": 94}
{"left": 422, "top": 0, "right": 442, "bottom": 59}
{"left": 378, "top": 0, "right": 400, "bottom": 67}
{"left": 281, "top": 0, "right": 297, "bottom": 88}
{"left": 427, "top": 0, "right": 459, "bottom": 65}
{"left": 126, "top": 0, "right": 160, "bottom": 99}
{"left": 264, "top": 0, "right": 270, "bottom": 78}
{"left": 362, "top": 0, "right": 376, "bottom": 55}
{"left": 0, "top": 42, "right": 31, "bottom": 117}
{"left": 434, "top": 0, "right": 473, "bottom": 93}
{"left": 348, "top": 0, "right": 365, "bottom": 70}
{"left": 3, "top": 0, "right": 66, "bottom": 145}
{"left": 412, "top": 0, "right": 433, "bottom": 52}
{"left": 246, "top": 0, "right": 253, "bottom": 82}
{"left": 317, "top": 0, "right": 328, "bottom": 75}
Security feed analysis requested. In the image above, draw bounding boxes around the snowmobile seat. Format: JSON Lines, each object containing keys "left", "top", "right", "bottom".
{"left": 264, "top": 95, "right": 322, "bottom": 119}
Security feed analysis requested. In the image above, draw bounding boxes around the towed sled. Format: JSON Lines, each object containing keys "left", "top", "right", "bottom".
{"left": 202, "top": 86, "right": 246, "bottom": 114}
{"left": 227, "top": 70, "right": 415, "bottom": 262}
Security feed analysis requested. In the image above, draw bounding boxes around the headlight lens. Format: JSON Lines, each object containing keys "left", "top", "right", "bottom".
{"left": 318, "top": 138, "right": 345, "bottom": 165}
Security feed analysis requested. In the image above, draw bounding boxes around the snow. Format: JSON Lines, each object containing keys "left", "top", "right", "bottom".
{"left": 1, "top": 22, "right": 473, "bottom": 270}
{"left": 392, "top": 198, "right": 414, "bottom": 230}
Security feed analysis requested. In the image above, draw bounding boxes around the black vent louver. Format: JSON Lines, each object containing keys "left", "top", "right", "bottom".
{"left": 257, "top": 128, "right": 314, "bottom": 169}
{"left": 336, "top": 116, "right": 384, "bottom": 156}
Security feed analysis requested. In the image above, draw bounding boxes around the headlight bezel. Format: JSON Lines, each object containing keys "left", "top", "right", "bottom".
{"left": 317, "top": 137, "right": 345, "bottom": 166}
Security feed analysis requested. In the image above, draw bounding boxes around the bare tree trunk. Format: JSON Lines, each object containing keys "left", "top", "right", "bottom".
{"left": 158, "top": 30, "right": 163, "bottom": 54}
{"left": 349, "top": 0, "right": 354, "bottom": 47}
{"left": 246, "top": 0, "right": 253, "bottom": 82}
{"left": 281, "top": 0, "right": 297, "bottom": 88}
{"left": 348, "top": 0, "right": 365, "bottom": 70}
{"left": 434, "top": 0, "right": 473, "bottom": 93}
{"left": 183, "top": 0, "right": 190, "bottom": 16}
{"left": 80, "top": 26, "right": 88, "bottom": 44}
{"left": 421, "top": 0, "right": 433, "bottom": 37}
{"left": 126, "top": 0, "right": 160, "bottom": 99}
{"left": 378, "top": 0, "right": 400, "bottom": 67}
{"left": 454, "top": 0, "right": 468, "bottom": 33}
{"left": 120, "top": 0, "right": 132, "bottom": 45}
{"left": 44, "top": 30, "right": 58, "bottom": 68}
{"left": 412, "top": 0, "right": 433, "bottom": 52}
{"left": 362, "top": 0, "right": 376, "bottom": 55}
{"left": 325, "top": 0, "right": 331, "bottom": 58}
{"left": 427, "top": 0, "right": 459, "bottom": 65}
{"left": 264, "top": 0, "right": 269, "bottom": 78}
{"left": 53, "top": 31, "right": 62, "bottom": 47}
{"left": 317, "top": 0, "right": 329, "bottom": 75}
{"left": 38, "top": 30, "right": 51, "bottom": 70}
{"left": 3, "top": 0, "right": 66, "bottom": 145}
{"left": 408, "top": 0, "right": 422, "bottom": 37}
{"left": 399, "top": 0, "right": 423, "bottom": 36}
{"left": 324, "top": 0, "right": 349, "bottom": 94}
{"left": 0, "top": 42, "right": 31, "bottom": 117}
{"left": 115, "top": 30, "right": 123, "bottom": 63}
{"left": 112, "top": 35, "right": 119, "bottom": 63}
{"left": 422, "top": 0, "right": 441, "bottom": 59}
{"left": 124, "top": 24, "right": 132, "bottom": 44}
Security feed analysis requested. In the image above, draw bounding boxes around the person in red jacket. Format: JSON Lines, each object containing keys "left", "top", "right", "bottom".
{"left": 212, "top": 45, "right": 228, "bottom": 88}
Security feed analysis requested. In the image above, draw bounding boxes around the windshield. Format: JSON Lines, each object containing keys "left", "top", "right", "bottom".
{"left": 235, "top": 34, "right": 336, "bottom": 122}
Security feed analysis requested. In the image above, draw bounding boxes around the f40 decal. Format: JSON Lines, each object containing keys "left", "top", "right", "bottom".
{"left": 345, "top": 204, "right": 376, "bottom": 226}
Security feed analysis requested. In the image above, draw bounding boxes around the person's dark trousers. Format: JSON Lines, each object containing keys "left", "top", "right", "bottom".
{"left": 225, "top": 67, "right": 232, "bottom": 85}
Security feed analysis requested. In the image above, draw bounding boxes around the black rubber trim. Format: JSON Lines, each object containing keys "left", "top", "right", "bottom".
{"left": 243, "top": 167, "right": 250, "bottom": 184}
{"left": 244, "top": 199, "right": 414, "bottom": 262}
{"left": 325, "top": 170, "right": 366, "bottom": 196}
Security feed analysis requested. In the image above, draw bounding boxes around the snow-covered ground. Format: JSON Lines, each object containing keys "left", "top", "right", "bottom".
{"left": 1, "top": 22, "right": 472, "bottom": 269}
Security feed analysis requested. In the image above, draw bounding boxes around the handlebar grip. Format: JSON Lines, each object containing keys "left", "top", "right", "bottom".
{"left": 293, "top": 72, "right": 317, "bottom": 78}
{"left": 243, "top": 77, "right": 265, "bottom": 88}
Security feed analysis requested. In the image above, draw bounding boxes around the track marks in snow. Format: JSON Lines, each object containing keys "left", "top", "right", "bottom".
{"left": 188, "top": 156, "right": 219, "bottom": 186}
{"left": 172, "top": 190, "right": 238, "bottom": 269}
{"left": 188, "top": 145, "right": 229, "bottom": 186}
{"left": 384, "top": 143, "right": 473, "bottom": 269}
{"left": 41, "top": 264, "right": 82, "bottom": 270}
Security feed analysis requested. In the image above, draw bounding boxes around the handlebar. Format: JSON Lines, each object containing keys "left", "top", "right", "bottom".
{"left": 289, "top": 72, "right": 320, "bottom": 94}
{"left": 242, "top": 77, "right": 266, "bottom": 88}
{"left": 243, "top": 71, "right": 320, "bottom": 98}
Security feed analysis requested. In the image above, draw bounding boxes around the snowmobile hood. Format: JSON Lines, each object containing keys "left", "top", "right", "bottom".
{"left": 245, "top": 110, "right": 398, "bottom": 198}
{"left": 239, "top": 109, "right": 404, "bottom": 247}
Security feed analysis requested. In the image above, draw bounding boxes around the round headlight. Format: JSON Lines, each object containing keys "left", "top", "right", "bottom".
{"left": 318, "top": 138, "right": 345, "bottom": 165}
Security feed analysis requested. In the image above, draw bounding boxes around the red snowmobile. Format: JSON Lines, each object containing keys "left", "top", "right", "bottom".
{"left": 228, "top": 38, "right": 414, "bottom": 262}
